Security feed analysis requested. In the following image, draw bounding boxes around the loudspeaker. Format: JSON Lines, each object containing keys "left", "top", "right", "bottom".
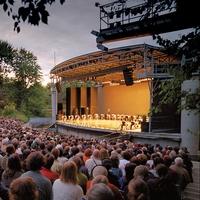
{"left": 55, "top": 82, "right": 62, "bottom": 93}
{"left": 123, "top": 69, "right": 133, "bottom": 86}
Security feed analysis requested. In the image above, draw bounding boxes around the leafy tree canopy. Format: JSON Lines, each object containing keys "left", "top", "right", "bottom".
{"left": 1, "top": 0, "right": 66, "bottom": 32}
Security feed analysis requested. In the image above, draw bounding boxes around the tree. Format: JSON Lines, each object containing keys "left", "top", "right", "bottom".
{"left": 0, "top": 40, "right": 15, "bottom": 85}
{"left": 1, "top": 0, "right": 65, "bottom": 32}
{"left": 25, "top": 82, "right": 51, "bottom": 117}
{"left": 12, "top": 47, "right": 43, "bottom": 111}
{"left": 149, "top": 1, "right": 200, "bottom": 115}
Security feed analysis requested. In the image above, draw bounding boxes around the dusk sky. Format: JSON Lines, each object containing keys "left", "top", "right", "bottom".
{"left": 0, "top": 0, "right": 191, "bottom": 85}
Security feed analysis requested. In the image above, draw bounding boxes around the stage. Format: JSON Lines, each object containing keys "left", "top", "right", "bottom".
{"left": 54, "top": 118, "right": 181, "bottom": 147}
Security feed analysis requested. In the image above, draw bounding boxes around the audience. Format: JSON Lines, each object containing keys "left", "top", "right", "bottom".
{"left": 0, "top": 117, "right": 195, "bottom": 200}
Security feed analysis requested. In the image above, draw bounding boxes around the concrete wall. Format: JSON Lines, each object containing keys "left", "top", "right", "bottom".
{"left": 29, "top": 118, "right": 52, "bottom": 127}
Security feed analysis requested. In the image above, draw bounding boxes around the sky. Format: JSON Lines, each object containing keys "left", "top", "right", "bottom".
{"left": 0, "top": 0, "right": 191, "bottom": 85}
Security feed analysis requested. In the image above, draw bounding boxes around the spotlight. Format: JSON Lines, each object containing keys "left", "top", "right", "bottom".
{"left": 96, "top": 43, "right": 108, "bottom": 51}
{"left": 91, "top": 30, "right": 99, "bottom": 36}
{"left": 95, "top": 2, "right": 100, "bottom": 7}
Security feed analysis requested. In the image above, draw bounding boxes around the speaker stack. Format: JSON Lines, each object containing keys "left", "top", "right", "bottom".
{"left": 123, "top": 68, "right": 134, "bottom": 86}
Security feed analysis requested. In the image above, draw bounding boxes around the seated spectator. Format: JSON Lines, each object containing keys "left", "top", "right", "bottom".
{"left": 9, "top": 176, "right": 39, "bottom": 200}
{"left": 51, "top": 148, "right": 62, "bottom": 175}
{"left": 40, "top": 153, "right": 59, "bottom": 184}
{"left": 120, "top": 163, "right": 137, "bottom": 199}
{"left": 83, "top": 148, "right": 93, "bottom": 164}
{"left": 86, "top": 165, "right": 124, "bottom": 200}
{"left": 1, "top": 154, "right": 24, "bottom": 188}
{"left": 86, "top": 183, "right": 114, "bottom": 200}
{"left": 147, "top": 163, "right": 180, "bottom": 200}
{"left": 21, "top": 149, "right": 31, "bottom": 172}
{"left": 53, "top": 161, "right": 84, "bottom": 200}
{"left": 102, "top": 158, "right": 120, "bottom": 188}
{"left": 134, "top": 165, "right": 149, "bottom": 182}
{"left": 57, "top": 147, "right": 68, "bottom": 165}
{"left": 71, "top": 155, "right": 88, "bottom": 195}
{"left": 119, "top": 151, "right": 132, "bottom": 177}
{"left": 128, "top": 177, "right": 149, "bottom": 200}
{"left": 0, "top": 174, "right": 9, "bottom": 200}
{"left": 110, "top": 155, "right": 123, "bottom": 181}
{"left": 85, "top": 149, "right": 102, "bottom": 178}
{"left": 21, "top": 151, "right": 53, "bottom": 200}
{"left": 1, "top": 144, "right": 15, "bottom": 170}
{"left": 170, "top": 157, "right": 191, "bottom": 199}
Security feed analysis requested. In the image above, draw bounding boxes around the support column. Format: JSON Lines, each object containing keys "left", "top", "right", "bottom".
{"left": 51, "top": 89, "right": 57, "bottom": 124}
{"left": 181, "top": 74, "right": 200, "bottom": 156}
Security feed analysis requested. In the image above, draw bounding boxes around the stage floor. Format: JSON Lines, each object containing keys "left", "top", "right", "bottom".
{"left": 57, "top": 119, "right": 142, "bottom": 133}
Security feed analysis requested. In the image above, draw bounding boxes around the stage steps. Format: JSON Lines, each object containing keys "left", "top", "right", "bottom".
{"left": 184, "top": 161, "right": 200, "bottom": 200}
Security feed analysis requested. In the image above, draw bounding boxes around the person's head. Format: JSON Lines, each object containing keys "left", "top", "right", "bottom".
{"left": 51, "top": 148, "right": 59, "bottom": 159}
{"left": 92, "top": 165, "right": 108, "bottom": 178}
{"left": 153, "top": 156, "right": 164, "bottom": 168}
{"left": 70, "top": 155, "right": 83, "bottom": 170}
{"left": 155, "top": 164, "right": 168, "bottom": 178}
{"left": 125, "top": 163, "right": 137, "bottom": 181}
{"left": 26, "top": 151, "right": 46, "bottom": 171}
{"left": 91, "top": 175, "right": 109, "bottom": 186}
{"left": 70, "top": 146, "right": 79, "bottom": 156}
{"left": 7, "top": 154, "right": 22, "bottom": 171}
{"left": 22, "top": 149, "right": 31, "bottom": 160}
{"left": 6, "top": 144, "right": 15, "bottom": 156}
{"left": 137, "top": 154, "right": 147, "bottom": 165}
{"left": 86, "top": 183, "right": 114, "bottom": 200}
{"left": 134, "top": 165, "right": 149, "bottom": 182}
{"left": 100, "top": 148, "right": 109, "bottom": 160}
{"left": 102, "top": 158, "right": 112, "bottom": 170}
{"left": 110, "top": 155, "right": 120, "bottom": 168}
{"left": 128, "top": 177, "right": 149, "bottom": 200}
{"left": 92, "top": 149, "right": 100, "bottom": 159}
{"left": 60, "top": 161, "right": 78, "bottom": 184}
{"left": 84, "top": 148, "right": 93, "bottom": 157}
{"left": 122, "top": 151, "right": 132, "bottom": 161}
{"left": 43, "top": 153, "right": 55, "bottom": 170}
{"left": 174, "top": 157, "right": 184, "bottom": 166}
{"left": 9, "top": 176, "right": 39, "bottom": 200}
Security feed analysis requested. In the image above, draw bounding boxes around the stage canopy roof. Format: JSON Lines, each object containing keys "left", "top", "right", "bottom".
{"left": 50, "top": 43, "right": 181, "bottom": 86}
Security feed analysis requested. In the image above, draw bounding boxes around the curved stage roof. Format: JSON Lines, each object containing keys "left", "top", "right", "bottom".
{"left": 50, "top": 44, "right": 180, "bottom": 85}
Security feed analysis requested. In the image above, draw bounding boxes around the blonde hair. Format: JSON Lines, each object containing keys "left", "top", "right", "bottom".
{"left": 91, "top": 175, "right": 109, "bottom": 186}
{"left": 87, "top": 183, "right": 114, "bottom": 200}
{"left": 60, "top": 161, "right": 78, "bottom": 184}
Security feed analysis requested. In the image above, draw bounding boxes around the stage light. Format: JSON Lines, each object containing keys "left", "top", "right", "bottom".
{"left": 95, "top": 2, "right": 100, "bottom": 7}
{"left": 97, "top": 43, "right": 108, "bottom": 51}
{"left": 91, "top": 30, "right": 99, "bottom": 36}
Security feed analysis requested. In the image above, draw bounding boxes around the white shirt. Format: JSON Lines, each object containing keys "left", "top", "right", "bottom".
{"left": 53, "top": 179, "right": 83, "bottom": 200}
{"left": 85, "top": 156, "right": 102, "bottom": 177}
{"left": 119, "top": 159, "right": 130, "bottom": 177}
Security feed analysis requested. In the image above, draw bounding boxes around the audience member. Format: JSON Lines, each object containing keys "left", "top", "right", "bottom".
{"left": 40, "top": 153, "right": 59, "bottom": 184}
{"left": 53, "top": 161, "right": 84, "bottom": 200}
{"left": 21, "top": 151, "right": 53, "bottom": 200}
{"left": 1, "top": 154, "right": 24, "bottom": 188}
{"left": 9, "top": 176, "right": 39, "bottom": 200}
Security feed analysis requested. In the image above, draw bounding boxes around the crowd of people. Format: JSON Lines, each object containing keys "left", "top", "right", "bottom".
{"left": 0, "top": 116, "right": 193, "bottom": 200}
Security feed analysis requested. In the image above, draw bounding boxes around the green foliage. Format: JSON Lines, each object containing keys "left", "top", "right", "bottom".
{"left": 1, "top": 0, "right": 66, "bottom": 32}
{"left": 24, "top": 83, "right": 51, "bottom": 117}
{"left": 0, "top": 103, "right": 28, "bottom": 123}
{"left": 0, "top": 39, "right": 51, "bottom": 118}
